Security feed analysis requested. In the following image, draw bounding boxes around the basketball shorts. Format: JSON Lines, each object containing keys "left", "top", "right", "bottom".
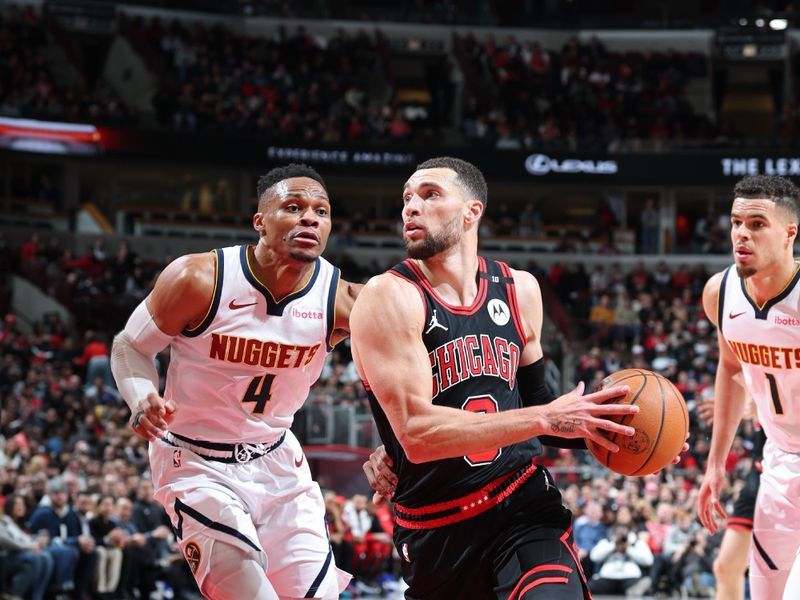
{"left": 728, "top": 460, "right": 761, "bottom": 531}
{"left": 149, "top": 429, "right": 350, "bottom": 598}
{"left": 750, "top": 440, "right": 800, "bottom": 598}
{"left": 392, "top": 462, "right": 588, "bottom": 600}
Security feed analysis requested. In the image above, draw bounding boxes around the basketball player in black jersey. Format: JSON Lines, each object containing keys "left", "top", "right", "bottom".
{"left": 349, "top": 157, "right": 680, "bottom": 599}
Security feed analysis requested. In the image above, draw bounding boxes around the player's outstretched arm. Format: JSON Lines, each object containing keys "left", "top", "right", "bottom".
{"left": 350, "top": 273, "right": 638, "bottom": 463}
{"left": 329, "top": 279, "right": 364, "bottom": 348}
{"left": 696, "top": 270, "right": 748, "bottom": 534}
{"left": 509, "top": 268, "right": 646, "bottom": 453}
{"left": 111, "top": 252, "right": 215, "bottom": 441}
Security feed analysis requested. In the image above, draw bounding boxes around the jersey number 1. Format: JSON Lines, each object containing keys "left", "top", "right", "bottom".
{"left": 242, "top": 373, "right": 276, "bottom": 414}
{"left": 462, "top": 395, "right": 501, "bottom": 466}
{"left": 765, "top": 373, "right": 784, "bottom": 415}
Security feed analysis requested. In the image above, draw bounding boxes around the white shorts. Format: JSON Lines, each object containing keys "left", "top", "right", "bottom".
{"left": 750, "top": 440, "right": 800, "bottom": 598}
{"left": 149, "top": 429, "right": 350, "bottom": 598}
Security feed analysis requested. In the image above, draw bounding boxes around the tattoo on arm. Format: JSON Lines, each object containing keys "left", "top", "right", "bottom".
{"left": 550, "top": 419, "right": 578, "bottom": 434}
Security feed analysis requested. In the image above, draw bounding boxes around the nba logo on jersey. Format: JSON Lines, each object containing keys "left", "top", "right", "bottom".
{"left": 402, "top": 543, "right": 411, "bottom": 563}
{"left": 173, "top": 449, "right": 182, "bottom": 468}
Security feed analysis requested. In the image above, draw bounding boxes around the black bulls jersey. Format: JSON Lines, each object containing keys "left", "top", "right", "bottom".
{"left": 365, "top": 257, "right": 542, "bottom": 508}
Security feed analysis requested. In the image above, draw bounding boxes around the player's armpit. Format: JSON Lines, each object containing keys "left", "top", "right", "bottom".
{"left": 330, "top": 279, "right": 364, "bottom": 347}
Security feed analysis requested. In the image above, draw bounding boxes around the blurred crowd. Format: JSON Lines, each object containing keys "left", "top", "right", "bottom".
{"left": 122, "top": 17, "right": 422, "bottom": 142}
{"left": 1, "top": 233, "right": 760, "bottom": 599}
{"left": 456, "top": 34, "right": 713, "bottom": 152}
{"left": 0, "top": 6, "right": 133, "bottom": 125}
{"left": 0, "top": 4, "right": 743, "bottom": 151}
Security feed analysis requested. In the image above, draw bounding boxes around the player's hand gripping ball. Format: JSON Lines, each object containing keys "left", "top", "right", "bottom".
{"left": 587, "top": 369, "right": 689, "bottom": 476}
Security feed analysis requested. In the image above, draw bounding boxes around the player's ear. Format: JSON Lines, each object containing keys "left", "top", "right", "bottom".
{"left": 253, "top": 211, "right": 266, "bottom": 235}
{"left": 787, "top": 221, "right": 798, "bottom": 246}
{"left": 464, "top": 199, "right": 483, "bottom": 225}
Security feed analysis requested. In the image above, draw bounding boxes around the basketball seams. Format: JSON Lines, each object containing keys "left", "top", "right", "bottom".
{"left": 592, "top": 369, "right": 687, "bottom": 477}
{"left": 602, "top": 374, "right": 648, "bottom": 469}
{"left": 631, "top": 373, "right": 668, "bottom": 476}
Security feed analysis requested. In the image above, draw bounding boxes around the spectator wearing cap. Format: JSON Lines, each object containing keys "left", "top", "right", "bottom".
{"left": 28, "top": 477, "right": 96, "bottom": 600}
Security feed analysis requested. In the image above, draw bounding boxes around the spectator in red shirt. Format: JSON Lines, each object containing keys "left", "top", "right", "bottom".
{"left": 74, "top": 330, "right": 113, "bottom": 388}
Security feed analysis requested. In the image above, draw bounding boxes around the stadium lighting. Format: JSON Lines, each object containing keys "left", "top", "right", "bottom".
{"left": 739, "top": 18, "right": 748, "bottom": 26}
{"left": 770, "top": 18, "right": 788, "bottom": 30}
{"left": 755, "top": 18, "right": 765, "bottom": 27}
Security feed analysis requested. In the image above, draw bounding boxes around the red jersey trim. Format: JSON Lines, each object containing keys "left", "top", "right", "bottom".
{"left": 393, "top": 459, "right": 537, "bottom": 529}
{"left": 515, "top": 577, "right": 570, "bottom": 598}
{"left": 728, "top": 517, "right": 754, "bottom": 530}
{"left": 497, "top": 260, "right": 528, "bottom": 346}
{"left": 509, "top": 565, "right": 572, "bottom": 600}
{"left": 403, "top": 258, "right": 488, "bottom": 316}
{"left": 560, "top": 525, "right": 591, "bottom": 595}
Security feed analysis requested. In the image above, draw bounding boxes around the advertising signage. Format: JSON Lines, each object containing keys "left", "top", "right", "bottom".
{"left": 2, "top": 117, "right": 800, "bottom": 186}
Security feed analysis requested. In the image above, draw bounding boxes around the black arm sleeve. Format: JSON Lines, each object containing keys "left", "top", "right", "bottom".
{"left": 518, "top": 359, "right": 587, "bottom": 450}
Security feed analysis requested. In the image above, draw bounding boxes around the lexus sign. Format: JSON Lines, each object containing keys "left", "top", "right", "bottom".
{"left": 524, "top": 153, "right": 618, "bottom": 176}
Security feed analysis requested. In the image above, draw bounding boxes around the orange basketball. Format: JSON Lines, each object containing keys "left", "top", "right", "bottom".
{"left": 586, "top": 369, "right": 689, "bottom": 477}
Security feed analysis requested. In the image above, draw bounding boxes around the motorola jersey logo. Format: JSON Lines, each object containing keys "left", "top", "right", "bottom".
{"left": 524, "top": 154, "right": 618, "bottom": 176}
{"left": 487, "top": 299, "right": 510, "bottom": 326}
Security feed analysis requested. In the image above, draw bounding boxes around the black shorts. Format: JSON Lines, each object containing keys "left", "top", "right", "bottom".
{"left": 729, "top": 462, "right": 761, "bottom": 531}
{"left": 393, "top": 463, "right": 589, "bottom": 600}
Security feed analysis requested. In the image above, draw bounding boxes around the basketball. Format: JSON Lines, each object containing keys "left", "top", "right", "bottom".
{"left": 587, "top": 369, "right": 689, "bottom": 477}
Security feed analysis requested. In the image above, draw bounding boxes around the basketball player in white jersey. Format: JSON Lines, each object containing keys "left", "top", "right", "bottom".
{"left": 697, "top": 175, "right": 800, "bottom": 600}
{"left": 110, "top": 164, "right": 357, "bottom": 599}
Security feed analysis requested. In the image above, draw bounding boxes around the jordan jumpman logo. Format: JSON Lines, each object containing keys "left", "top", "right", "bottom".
{"left": 425, "top": 309, "right": 448, "bottom": 334}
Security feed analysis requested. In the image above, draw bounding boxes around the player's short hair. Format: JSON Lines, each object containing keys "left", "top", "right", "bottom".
{"left": 417, "top": 156, "right": 488, "bottom": 208}
{"left": 734, "top": 175, "right": 800, "bottom": 223}
{"left": 256, "top": 164, "right": 327, "bottom": 202}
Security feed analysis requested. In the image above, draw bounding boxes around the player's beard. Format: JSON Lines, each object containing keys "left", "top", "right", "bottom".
{"left": 405, "top": 215, "right": 462, "bottom": 259}
{"left": 736, "top": 264, "right": 757, "bottom": 279}
{"left": 289, "top": 250, "right": 316, "bottom": 263}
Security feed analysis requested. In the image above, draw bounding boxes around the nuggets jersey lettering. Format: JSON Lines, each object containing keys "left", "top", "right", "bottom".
{"left": 165, "top": 245, "right": 340, "bottom": 443}
{"left": 719, "top": 263, "right": 800, "bottom": 453}
{"left": 365, "top": 258, "right": 540, "bottom": 508}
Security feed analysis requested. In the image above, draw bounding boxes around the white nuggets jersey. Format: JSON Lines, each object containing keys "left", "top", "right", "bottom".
{"left": 164, "top": 245, "right": 340, "bottom": 444}
{"left": 719, "top": 263, "right": 800, "bottom": 453}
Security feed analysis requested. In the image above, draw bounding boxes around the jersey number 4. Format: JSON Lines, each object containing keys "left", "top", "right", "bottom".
{"left": 462, "top": 395, "right": 501, "bottom": 466}
{"left": 241, "top": 373, "right": 276, "bottom": 414}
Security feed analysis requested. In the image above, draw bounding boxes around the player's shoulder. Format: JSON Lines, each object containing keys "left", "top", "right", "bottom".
{"left": 702, "top": 268, "right": 730, "bottom": 326}
{"left": 507, "top": 266, "right": 542, "bottom": 301}
{"left": 355, "top": 271, "right": 424, "bottom": 318}
{"left": 157, "top": 251, "right": 217, "bottom": 294}
{"left": 703, "top": 269, "right": 729, "bottom": 300}
{"left": 362, "top": 270, "right": 419, "bottom": 298}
